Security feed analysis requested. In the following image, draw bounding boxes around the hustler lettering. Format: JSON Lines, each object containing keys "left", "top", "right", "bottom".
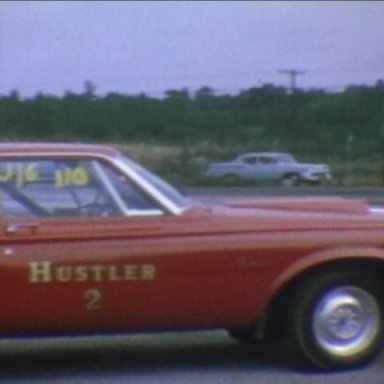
{"left": 28, "top": 261, "right": 157, "bottom": 283}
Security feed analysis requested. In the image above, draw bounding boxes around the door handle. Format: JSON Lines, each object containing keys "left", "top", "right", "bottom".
{"left": 5, "top": 223, "right": 39, "bottom": 235}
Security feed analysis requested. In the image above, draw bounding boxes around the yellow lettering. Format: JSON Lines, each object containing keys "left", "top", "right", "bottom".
{"left": 55, "top": 167, "right": 89, "bottom": 188}
{"left": 90, "top": 265, "right": 105, "bottom": 281}
{"left": 75, "top": 266, "right": 89, "bottom": 282}
{"left": 0, "top": 162, "right": 40, "bottom": 187}
{"left": 28, "top": 262, "right": 157, "bottom": 283}
{"left": 72, "top": 167, "right": 89, "bottom": 186}
{"left": 0, "top": 162, "right": 13, "bottom": 182}
{"left": 141, "top": 264, "right": 157, "bottom": 280}
{"left": 25, "top": 163, "right": 39, "bottom": 182}
{"left": 55, "top": 266, "right": 72, "bottom": 282}
{"left": 29, "top": 261, "right": 52, "bottom": 283}
{"left": 108, "top": 265, "right": 121, "bottom": 281}
{"left": 124, "top": 265, "right": 138, "bottom": 280}
{"left": 84, "top": 289, "right": 103, "bottom": 310}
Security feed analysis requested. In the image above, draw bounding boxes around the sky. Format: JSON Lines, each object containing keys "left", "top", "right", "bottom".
{"left": 1, "top": 1, "right": 384, "bottom": 98}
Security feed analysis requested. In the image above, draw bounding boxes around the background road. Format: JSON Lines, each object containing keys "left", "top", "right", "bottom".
{"left": 0, "top": 331, "right": 383, "bottom": 383}
{"left": 2, "top": 186, "right": 384, "bottom": 383}
{"left": 186, "top": 185, "right": 384, "bottom": 206}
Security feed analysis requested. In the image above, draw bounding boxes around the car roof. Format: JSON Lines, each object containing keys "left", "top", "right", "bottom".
{"left": 0, "top": 142, "right": 120, "bottom": 157}
{"left": 239, "top": 152, "right": 290, "bottom": 157}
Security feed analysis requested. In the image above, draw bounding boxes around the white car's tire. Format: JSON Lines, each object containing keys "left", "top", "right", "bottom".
{"left": 280, "top": 173, "right": 300, "bottom": 187}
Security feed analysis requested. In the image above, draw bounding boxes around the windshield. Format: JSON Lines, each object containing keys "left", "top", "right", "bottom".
{"left": 117, "top": 155, "right": 193, "bottom": 211}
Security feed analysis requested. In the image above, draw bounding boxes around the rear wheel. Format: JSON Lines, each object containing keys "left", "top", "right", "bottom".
{"left": 289, "top": 270, "right": 384, "bottom": 368}
{"left": 280, "top": 173, "right": 300, "bottom": 187}
{"left": 223, "top": 173, "right": 240, "bottom": 184}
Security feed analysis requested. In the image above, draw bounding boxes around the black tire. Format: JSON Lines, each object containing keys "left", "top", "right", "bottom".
{"left": 307, "top": 180, "right": 321, "bottom": 187}
{"left": 288, "top": 269, "right": 384, "bottom": 369}
{"left": 227, "top": 325, "right": 257, "bottom": 344}
{"left": 280, "top": 173, "right": 300, "bottom": 187}
{"left": 223, "top": 173, "right": 240, "bottom": 184}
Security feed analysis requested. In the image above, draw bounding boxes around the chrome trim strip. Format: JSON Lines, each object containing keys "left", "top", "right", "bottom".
{"left": 369, "top": 207, "right": 384, "bottom": 214}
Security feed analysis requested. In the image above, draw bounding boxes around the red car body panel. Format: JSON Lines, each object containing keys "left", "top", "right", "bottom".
{"left": 0, "top": 143, "right": 384, "bottom": 339}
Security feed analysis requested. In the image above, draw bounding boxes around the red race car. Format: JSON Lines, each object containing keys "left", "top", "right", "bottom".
{"left": 0, "top": 142, "right": 383, "bottom": 369}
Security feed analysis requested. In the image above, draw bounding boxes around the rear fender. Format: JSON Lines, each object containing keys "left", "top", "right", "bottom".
{"left": 270, "top": 246, "right": 384, "bottom": 298}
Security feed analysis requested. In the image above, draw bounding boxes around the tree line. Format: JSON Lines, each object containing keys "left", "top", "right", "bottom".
{"left": 1, "top": 81, "right": 384, "bottom": 163}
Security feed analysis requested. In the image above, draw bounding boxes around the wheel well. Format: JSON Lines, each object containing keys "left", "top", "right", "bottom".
{"left": 262, "top": 258, "right": 384, "bottom": 340}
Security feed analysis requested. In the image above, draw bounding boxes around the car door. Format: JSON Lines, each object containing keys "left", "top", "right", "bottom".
{"left": 239, "top": 155, "right": 259, "bottom": 180}
{"left": 0, "top": 158, "right": 166, "bottom": 335}
{"left": 252, "top": 155, "right": 281, "bottom": 181}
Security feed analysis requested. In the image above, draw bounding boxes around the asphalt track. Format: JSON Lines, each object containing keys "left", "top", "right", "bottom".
{"left": 0, "top": 331, "right": 383, "bottom": 383}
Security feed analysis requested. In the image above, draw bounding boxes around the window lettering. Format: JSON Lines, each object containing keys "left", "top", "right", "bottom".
{"left": 55, "top": 167, "right": 90, "bottom": 187}
{"left": 0, "top": 162, "right": 40, "bottom": 186}
{"left": 0, "top": 159, "right": 158, "bottom": 217}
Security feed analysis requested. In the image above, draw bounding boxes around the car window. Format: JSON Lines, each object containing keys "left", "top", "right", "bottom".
{"left": 98, "top": 161, "right": 160, "bottom": 212}
{"left": 277, "top": 154, "right": 296, "bottom": 163}
{"left": 0, "top": 159, "right": 159, "bottom": 217}
{"left": 258, "top": 156, "right": 276, "bottom": 164}
{"left": 242, "top": 156, "right": 256, "bottom": 164}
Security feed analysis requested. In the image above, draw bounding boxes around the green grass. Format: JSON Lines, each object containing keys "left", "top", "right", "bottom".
{"left": 115, "top": 142, "right": 384, "bottom": 187}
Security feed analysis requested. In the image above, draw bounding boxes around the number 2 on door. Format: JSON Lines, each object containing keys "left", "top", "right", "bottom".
{"left": 84, "top": 289, "right": 103, "bottom": 310}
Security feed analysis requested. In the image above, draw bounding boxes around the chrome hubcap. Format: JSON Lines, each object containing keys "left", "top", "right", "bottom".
{"left": 282, "top": 176, "right": 297, "bottom": 187}
{"left": 313, "top": 287, "right": 381, "bottom": 358}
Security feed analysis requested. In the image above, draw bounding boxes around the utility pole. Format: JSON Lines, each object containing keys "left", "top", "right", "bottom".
{"left": 278, "top": 69, "right": 305, "bottom": 153}
{"left": 279, "top": 69, "right": 305, "bottom": 93}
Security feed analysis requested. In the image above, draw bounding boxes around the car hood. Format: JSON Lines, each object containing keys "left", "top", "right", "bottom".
{"left": 189, "top": 196, "right": 384, "bottom": 234}
{"left": 218, "top": 196, "right": 368, "bottom": 214}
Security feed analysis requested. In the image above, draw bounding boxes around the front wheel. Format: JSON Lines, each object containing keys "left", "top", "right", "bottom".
{"left": 289, "top": 270, "right": 384, "bottom": 369}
